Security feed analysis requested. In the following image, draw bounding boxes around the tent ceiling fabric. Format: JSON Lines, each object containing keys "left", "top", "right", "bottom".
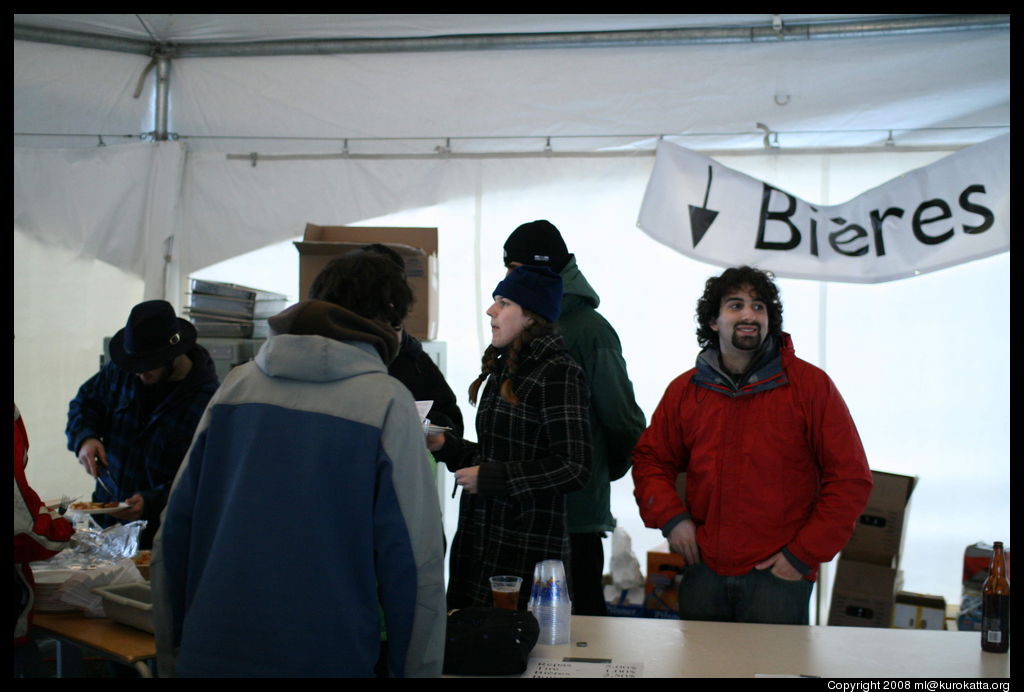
{"left": 13, "top": 14, "right": 1010, "bottom": 290}
{"left": 13, "top": 14, "right": 1009, "bottom": 153}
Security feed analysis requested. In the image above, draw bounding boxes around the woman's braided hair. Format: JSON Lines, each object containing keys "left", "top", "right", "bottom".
{"left": 469, "top": 309, "right": 556, "bottom": 406}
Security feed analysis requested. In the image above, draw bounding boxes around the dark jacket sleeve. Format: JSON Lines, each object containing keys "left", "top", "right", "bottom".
{"left": 419, "top": 359, "right": 464, "bottom": 438}
{"left": 66, "top": 365, "right": 114, "bottom": 455}
{"left": 432, "top": 433, "right": 479, "bottom": 472}
{"left": 388, "top": 345, "right": 465, "bottom": 438}
{"left": 587, "top": 344, "right": 646, "bottom": 481}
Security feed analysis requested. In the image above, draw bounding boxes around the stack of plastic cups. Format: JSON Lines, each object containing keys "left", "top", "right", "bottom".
{"left": 531, "top": 559, "right": 571, "bottom": 645}
{"left": 527, "top": 562, "right": 542, "bottom": 614}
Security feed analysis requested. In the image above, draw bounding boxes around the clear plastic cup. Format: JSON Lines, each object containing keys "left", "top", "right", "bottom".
{"left": 489, "top": 575, "right": 523, "bottom": 610}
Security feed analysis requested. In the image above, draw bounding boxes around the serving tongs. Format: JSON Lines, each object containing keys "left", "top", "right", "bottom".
{"left": 93, "top": 461, "right": 114, "bottom": 497}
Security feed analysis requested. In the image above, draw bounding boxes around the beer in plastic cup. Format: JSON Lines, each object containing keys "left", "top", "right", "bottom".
{"left": 489, "top": 575, "right": 523, "bottom": 610}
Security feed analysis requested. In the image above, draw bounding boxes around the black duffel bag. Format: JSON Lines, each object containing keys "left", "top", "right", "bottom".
{"left": 442, "top": 607, "right": 540, "bottom": 675}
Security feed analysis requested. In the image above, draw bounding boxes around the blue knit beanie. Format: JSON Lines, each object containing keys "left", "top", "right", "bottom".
{"left": 492, "top": 265, "right": 563, "bottom": 324}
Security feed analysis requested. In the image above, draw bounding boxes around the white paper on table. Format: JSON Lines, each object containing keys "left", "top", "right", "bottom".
{"left": 522, "top": 658, "right": 643, "bottom": 678}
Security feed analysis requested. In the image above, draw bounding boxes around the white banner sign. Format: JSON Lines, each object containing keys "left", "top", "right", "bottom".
{"left": 637, "top": 134, "right": 1009, "bottom": 283}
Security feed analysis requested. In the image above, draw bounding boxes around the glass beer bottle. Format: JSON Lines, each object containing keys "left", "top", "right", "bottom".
{"left": 981, "top": 541, "right": 1010, "bottom": 653}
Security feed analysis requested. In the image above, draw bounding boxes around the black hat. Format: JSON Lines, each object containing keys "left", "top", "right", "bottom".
{"left": 503, "top": 220, "right": 570, "bottom": 272}
{"left": 108, "top": 300, "right": 196, "bottom": 373}
{"left": 493, "top": 265, "right": 563, "bottom": 324}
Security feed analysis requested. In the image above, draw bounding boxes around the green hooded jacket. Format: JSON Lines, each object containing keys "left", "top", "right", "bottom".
{"left": 558, "top": 257, "right": 647, "bottom": 533}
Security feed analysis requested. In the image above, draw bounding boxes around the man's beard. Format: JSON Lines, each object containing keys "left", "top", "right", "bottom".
{"left": 730, "top": 325, "right": 763, "bottom": 351}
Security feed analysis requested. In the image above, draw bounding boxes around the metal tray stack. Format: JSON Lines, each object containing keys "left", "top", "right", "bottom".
{"left": 186, "top": 280, "right": 289, "bottom": 338}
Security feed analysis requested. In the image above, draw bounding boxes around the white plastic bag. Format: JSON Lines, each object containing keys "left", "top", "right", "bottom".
{"left": 609, "top": 526, "right": 645, "bottom": 590}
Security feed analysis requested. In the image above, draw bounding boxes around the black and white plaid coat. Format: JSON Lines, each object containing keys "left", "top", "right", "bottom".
{"left": 440, "top": 333, "right": 592, "bottom": 609}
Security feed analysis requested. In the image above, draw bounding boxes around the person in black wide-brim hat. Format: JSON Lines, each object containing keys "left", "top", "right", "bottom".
{"left": 65, "top": 299, "right": 220, "bottom": 549}
{"left": 108, "top": 300, "right": 198, "bottom": 374}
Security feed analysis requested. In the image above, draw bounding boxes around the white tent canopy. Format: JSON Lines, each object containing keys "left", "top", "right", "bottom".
{"left": 13, "top": 14, "right": 1010, "bottom": 613}
{"left": 14, "top": 14, "right": 1010, "bottom": 295}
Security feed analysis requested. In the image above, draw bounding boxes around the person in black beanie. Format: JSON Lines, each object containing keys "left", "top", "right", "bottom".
{"left": 503, "top": 220, "right": 647, "bottom": 616}
{"left": 502, "top": 220, "right": 571, "bottom": 272}
{"left": 432, "top": 265, "right": 592, "bottom": 610}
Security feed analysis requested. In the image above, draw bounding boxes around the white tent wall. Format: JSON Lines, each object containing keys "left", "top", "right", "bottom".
{"left": 14, "top": 229, "right": 145, "bottom": 505}
{"left": 13, "top": 17, "right": 1009, "bottom": 621}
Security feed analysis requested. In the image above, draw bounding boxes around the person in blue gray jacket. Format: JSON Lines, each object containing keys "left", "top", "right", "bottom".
{"left": 151, "top": 253, "right": 446, "bottom": 678}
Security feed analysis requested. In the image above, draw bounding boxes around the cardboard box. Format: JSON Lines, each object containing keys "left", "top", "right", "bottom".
{"left": 841, "top": 470, "right": 917, "bottom": 568}
{"left": 294, "top": 224, "right": 439, "bottom": 340}
{"left": 892, "top": 591, "right": 946, "bottom": 630}
{"left": 827, "top": 558, "right": 902, "bottom": 628}
{"left": 644, "top": 549, "right": 685, "bottom": 618}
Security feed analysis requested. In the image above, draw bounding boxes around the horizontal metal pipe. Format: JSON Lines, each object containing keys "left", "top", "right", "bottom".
{"left": 14, "top": 14, "right": 1010, "bottom": 58}
{"left": 13, "top": 24, "right": 154, "bottom": 55}
{"left": 223, "top": 143, "right": 969, "bottom": 163}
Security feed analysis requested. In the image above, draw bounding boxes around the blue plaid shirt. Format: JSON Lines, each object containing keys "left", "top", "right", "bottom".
{"left": 66, "top": 345, "right": 219, "bottom": 546}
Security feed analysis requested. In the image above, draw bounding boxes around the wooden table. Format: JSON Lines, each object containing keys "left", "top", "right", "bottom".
{"left": 33, "top": 611, "right": 156, "bottom": 678}
{"left": 526, "top": 615, "right": 1010, "bottom": 678}
{"left": 33, "top": 611, "right": 1010, "bottom": 678}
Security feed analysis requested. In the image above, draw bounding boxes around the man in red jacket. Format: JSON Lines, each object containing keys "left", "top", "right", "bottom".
{"left": 632, "top": 266, "right": 872, "bottom": 624}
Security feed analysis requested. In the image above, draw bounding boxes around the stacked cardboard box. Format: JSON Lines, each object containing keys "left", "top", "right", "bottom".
{"left": 294, "top": 224, "right": 439, "bottom": 341}
{"left": 892, "top": 591, "right": 946, "bottom": 630}
{"left": 828, "top": 470, "right": 916, "bottom": 628}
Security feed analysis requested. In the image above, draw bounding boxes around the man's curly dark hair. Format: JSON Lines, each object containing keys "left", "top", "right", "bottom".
{"left": 695, "top": 266, "right": 783, "bottom": 350}
{"left": 308, "top": 252, "right": 413, "bottom": 328}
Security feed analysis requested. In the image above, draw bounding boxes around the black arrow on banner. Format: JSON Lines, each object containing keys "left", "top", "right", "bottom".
{"left": 688, "top": 165, "right": 719, "bottom": 248}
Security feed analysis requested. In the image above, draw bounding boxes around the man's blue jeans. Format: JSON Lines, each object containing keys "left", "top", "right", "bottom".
{"left": 677, "top": 562, "right": 813, "bottom": 625}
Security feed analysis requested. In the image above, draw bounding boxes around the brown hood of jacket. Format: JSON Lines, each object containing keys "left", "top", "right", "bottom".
{"left": 267, "top": 299, "right": 399, "bottom": 364}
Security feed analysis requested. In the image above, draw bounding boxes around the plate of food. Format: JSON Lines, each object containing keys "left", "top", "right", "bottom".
{"left": 65, "top": 500, "right": 129, "bottom": 515}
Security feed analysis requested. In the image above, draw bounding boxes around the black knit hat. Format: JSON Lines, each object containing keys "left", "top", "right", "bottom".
{"left": 108, "top": 300, "right": 196, "bottom": 373}
{"left": 503, "top": 220, "right": 570, "bottom": 272}
{"left": 493, "top": 265, "right": 563, "bottom": 324}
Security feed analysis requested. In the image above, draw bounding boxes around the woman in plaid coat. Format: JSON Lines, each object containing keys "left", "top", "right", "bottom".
{"left": 434, "top": 265, "right": 592, "bottom": 610}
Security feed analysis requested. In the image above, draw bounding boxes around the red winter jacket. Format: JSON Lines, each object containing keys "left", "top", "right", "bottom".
{"left": 15, "top": 405, "right": 74, "bottom": 646}
{"left": 632, "top": 334, "right": 872, "bottom": 580}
